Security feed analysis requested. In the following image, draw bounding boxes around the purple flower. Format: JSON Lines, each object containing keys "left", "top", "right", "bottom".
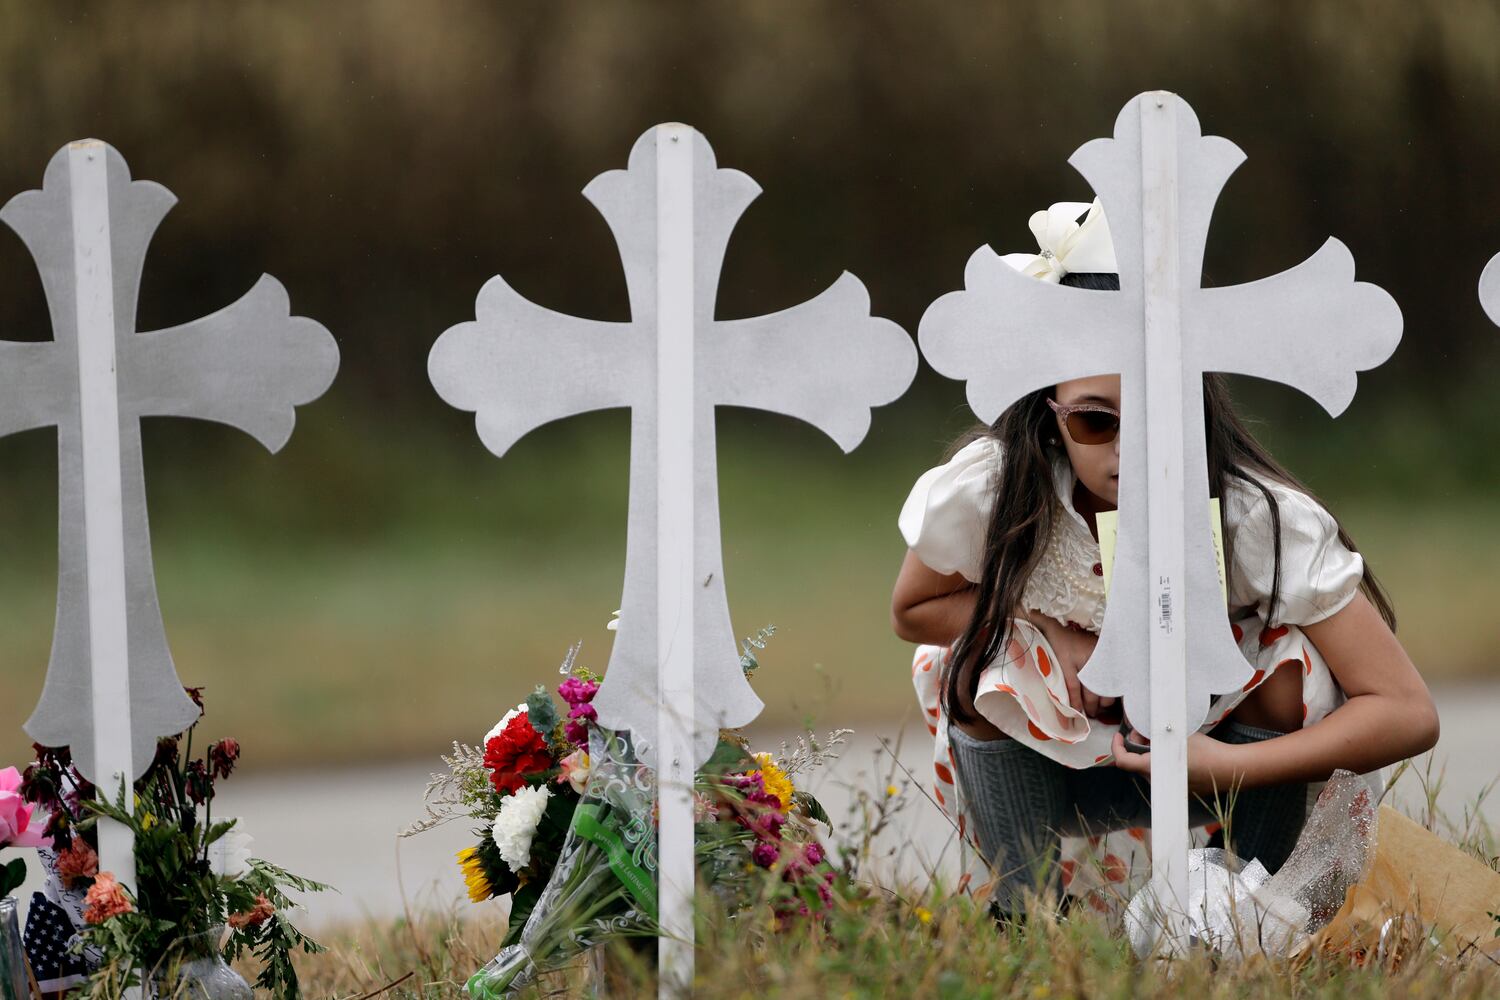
{"left": 563, "top": 702, "right": 599, "bottom": 745}
{"left": 750, "top": 810, "right": 785, "bottom": 840}
{"left": 752, "top": 840, "right": 780, "bottom": 868}
{"left": 745, "top": 788, "right": 779, "bottom": 809}
{"left": 558, "top": 678, "right": 599, "bottom": 706}
{"left": 804, "top": 842, "right": 826, "bottom": 866}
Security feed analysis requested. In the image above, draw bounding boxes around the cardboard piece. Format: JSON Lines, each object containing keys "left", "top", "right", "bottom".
{"left": 1307, "top": 806, "right": 1500, "bottom": 963}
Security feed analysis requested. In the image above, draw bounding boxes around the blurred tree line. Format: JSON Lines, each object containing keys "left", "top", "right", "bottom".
{"left": 0, "top": 0, "right": 1497, "bottom": 538}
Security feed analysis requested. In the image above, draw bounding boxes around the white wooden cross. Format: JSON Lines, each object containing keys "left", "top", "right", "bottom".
{"left": 918, "top": 92, "right": 1401, "bottom": 943}
{"left": 0, "top": 141, "right": 339, "bottom": 892}
{"left": 1480, "top": 252, "right": 1500, "bottom": 328}
{"left": 430, "top": 123, "right": 916, "bottom": 993}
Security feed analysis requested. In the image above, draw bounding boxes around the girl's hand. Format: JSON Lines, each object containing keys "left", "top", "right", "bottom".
{"left": 1030, "top": 615, "right": 1115, "bottom": 719}
{"left": 1109, "top": 730, "right": 1245, "bottom": 796}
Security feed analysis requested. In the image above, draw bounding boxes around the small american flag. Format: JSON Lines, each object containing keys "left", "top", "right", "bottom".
{"left": 23, "top": 892, "right": 90, "bottom": 993}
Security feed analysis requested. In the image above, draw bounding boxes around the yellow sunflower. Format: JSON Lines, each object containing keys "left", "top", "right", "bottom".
{"left": 457, "top": 845, "right": 492, "bottom": 903}
{"left": 753, "top": 752, "right": 795, "bottom": 811}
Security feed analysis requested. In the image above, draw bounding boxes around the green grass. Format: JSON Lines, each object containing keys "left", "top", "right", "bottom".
{"left": 1, "top": 413, "right": 1496, "bottom": 770}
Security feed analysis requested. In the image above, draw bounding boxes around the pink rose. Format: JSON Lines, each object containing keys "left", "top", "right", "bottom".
{"left": 0, "top": 766, "right": 48, "bottom": 848}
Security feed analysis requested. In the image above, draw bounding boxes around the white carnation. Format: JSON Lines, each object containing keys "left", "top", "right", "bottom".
{"left": 491, "top": 785, "right": 553, "bottom": 871}
{"left": 484, "top": 702, "right": 530, "bottom": 745}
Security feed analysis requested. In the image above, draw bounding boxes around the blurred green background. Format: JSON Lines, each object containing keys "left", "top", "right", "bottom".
{"left": 1, "top": 1, "right": 1497, "bottom": 770}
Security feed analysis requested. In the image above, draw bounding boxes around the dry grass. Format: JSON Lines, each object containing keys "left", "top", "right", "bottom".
{"left": 287, "top": 755, "right": 1500, "bottom": 999}
{"left": 290, "top": 910, "right": 511, "bottom": 999}
{"left": 292, "top": 886, "right": 1500, "bottom": 999}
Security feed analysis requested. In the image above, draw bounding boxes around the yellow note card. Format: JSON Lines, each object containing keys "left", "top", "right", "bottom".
{"left": 1095, "top": 498, "right": 1227, "bottom": 606}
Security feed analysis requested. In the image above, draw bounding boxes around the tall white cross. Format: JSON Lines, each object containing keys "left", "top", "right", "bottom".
{"left": 0, "top": 141, "right": 339, "bottom": 890}
{"left": 430, "top": 123, "right": 916, "bottom": 993}
{"left": 918, "top": 92, "right": 1401, "bottom": 943}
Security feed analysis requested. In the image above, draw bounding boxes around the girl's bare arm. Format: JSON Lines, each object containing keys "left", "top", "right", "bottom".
{"left": 1115, "top": 591, "right": 1440, "bottom": 790}
{"left": 1227, "top": 591, "right": 1438, "bottom": 785}
{"left": 890, "top": 549, "right": 975, "bottom": 645}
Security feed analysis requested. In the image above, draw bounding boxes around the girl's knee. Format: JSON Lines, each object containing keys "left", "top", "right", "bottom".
{"left": 953, "top": 717, "right": 1010, "bottom": 742}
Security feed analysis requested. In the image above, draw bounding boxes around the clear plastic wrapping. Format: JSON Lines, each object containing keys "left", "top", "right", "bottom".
{"left": 1125, "top": 770, "right": 1378, "bottom": 959}
{"left": 466, "top": 728, "right": 658, "bottom": 998}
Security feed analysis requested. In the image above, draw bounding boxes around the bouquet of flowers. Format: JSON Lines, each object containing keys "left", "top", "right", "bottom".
{"left": 405, "top": 646, "right": 605, "bottom": 931}
{"left": 407, "top": 634, "right": 847, "bottom": 996}
{"left": 19, "top": 687, "right": 329, "bottom": 997}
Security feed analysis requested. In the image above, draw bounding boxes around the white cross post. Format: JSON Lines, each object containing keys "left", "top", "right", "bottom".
{"left": 918, "top": 92, "right": 1401, "bottom": 947}
{"left": 653, "top": 126, "right": 699, "bottom": 991}
{"left": 430, "top": 123, "right": 916, "bottom": 994}
{"left": 0, "top": 140, "right": 339, "bottom": 892}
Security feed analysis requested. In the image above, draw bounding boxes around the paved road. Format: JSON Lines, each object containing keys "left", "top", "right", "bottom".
{"left": 7, "top": 683, "right": 1496, "bottom": 931}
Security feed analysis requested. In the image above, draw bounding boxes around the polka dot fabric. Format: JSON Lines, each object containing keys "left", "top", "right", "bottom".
{"left": 911, "top": 616, "right": 1344, "bottom": 911}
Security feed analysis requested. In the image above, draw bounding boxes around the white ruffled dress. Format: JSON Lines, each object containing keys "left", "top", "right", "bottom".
{"left": 902, "top": 437, "right": 1364, "bottom": 906}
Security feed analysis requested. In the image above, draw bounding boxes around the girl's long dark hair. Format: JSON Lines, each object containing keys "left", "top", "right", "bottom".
{"left": 942, "top": 271, "right": 1397, "bottom": 725}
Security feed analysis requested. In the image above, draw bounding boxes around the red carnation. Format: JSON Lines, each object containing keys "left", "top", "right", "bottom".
{"left": 483, "top": 713, "right": 553, "bottom": 795}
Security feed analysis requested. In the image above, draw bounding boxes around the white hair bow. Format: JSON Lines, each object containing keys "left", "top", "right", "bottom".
{"left": 1000, "top": 198, "right": 1117, "bottom": 283}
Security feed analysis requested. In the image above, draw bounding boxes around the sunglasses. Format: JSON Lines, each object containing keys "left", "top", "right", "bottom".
{"left": 1047, "top": 398, "right": 1121, "bottom": 445}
